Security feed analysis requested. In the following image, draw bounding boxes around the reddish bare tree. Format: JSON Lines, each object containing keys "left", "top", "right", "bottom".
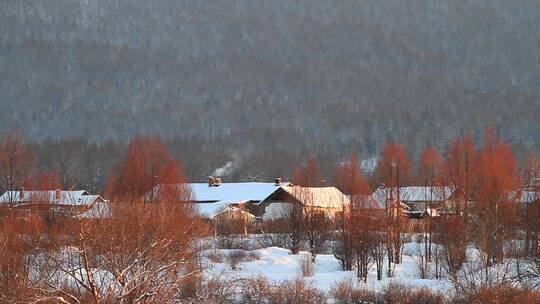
{"left": 470, "top": 127, "right": 520, "bottom": 274}
{"left": 0, "top": 213, "right": 46, "bottom": 301}
{"left": 374, "top": 143, "right": 411, "bottom": 265}
{"left": 299, "top": 187, "right": 330, "bottom": 262}
{"left": 283, "top": 157, "right": 326, "bottom": 256}
{"left": 292, "top": 155, "right": 324, "bottom": 187}
{"left": 281, "top": 194, "right": 304, "bottom": 255}
{"left": 332, "top": 156, "right": 374, "bottom": 278}
{"left": 444, "top": 132, "right": 475, "bottom": 218}
{"left": 334, "top": 155, "right": 370, "bottom": 196}
{"left": 418, "top": 146, "right": 445, "bottom": 263}
{"left": 0, "top": 130, "right": 35, "bottom": 207}
{"left": 15, "top": 197, "right": 208, "bottom": 303}
{"left": 25, "top": 170, "right": 62, "bottom": 191}
{"left": 151, "top": 158, "right": 193, "bottom": 204}
{"left": 349, "top": 198, "right": 379, "bottom": 282}
{"left": 522, "top": 154, "right": 540, "bottom": 257}
{"left": 107, "top": 136, "right": 177, "bottom": 201}
{"left": 437, "top": 216, "right": 468, "bottom": 282}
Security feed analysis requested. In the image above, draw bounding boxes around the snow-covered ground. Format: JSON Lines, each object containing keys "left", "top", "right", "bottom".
{"left": 202, "top": 242, "right": 454, "bottom": 294}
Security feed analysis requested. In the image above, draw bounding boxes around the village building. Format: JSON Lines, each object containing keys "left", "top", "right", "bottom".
{"left": 370, "top": 186, "right": 455, "bottom": 218}
{"left": 256, "top": 185, "right": 350, "bottom": 220}
{"left": 0, "top": 189, "right": 109, "bottom": 218}
{"left": 147, "top": 179, "right": 352, "bottom": 223}
{"left": 148, "top": 178, "right": 291, "bottom": 221}
{"left": 348, "top": 194, "right": 409, "bottom": 218}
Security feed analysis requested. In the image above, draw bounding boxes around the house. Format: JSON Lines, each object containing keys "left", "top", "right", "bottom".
{"left": 0, "top": 189, "right": 109, "bottom": 218}
{"left": 147, "top": 178, "right": 290, "bottom": 220}
{"left": 148, "top": 180, "right": 354, "bottom": 221}
{"left": 256, "top": 185, "right": 350, "bottom": 220}
{"left": 347, "top": 194, "right": 410, "bottom": 218}
{"left": 371, "top": 186, "right": 455, "bottom": 218}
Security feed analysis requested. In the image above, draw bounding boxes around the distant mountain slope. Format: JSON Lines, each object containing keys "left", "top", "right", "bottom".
{"left": 0, "top": 0, "right": 538, "bottom": 159}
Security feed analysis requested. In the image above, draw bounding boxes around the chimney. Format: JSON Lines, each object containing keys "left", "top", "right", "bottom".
{"left": 208, "top": 177, "right": 215, "bottom": 187}
{"left": 214, "top": 177, "right": 222, "bottom": 186}
{"left": 274, "top": 177, "right": 282, "bottom": 186}
{"left": 20, "top": 187, "right": 24, "bottom": 200}
{"left": 55, "top": 189, "right": 61, "bottom": 200}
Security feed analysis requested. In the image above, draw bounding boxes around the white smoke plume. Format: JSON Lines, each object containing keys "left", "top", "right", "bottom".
{"left": 213, "top": 161, "right": 234, "bottom": 176}
{"left": 212, "top": 154, "right": 241, "bottom": 177}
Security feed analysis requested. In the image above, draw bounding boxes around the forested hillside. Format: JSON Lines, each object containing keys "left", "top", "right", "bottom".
{"left": 1, "top": 0, "right": 539, "bottom": 183}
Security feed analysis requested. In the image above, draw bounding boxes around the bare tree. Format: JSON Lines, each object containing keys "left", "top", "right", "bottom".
{"left": 0, "top": 130, "right": 35, "bottom": 207}
{"left": 24, "top": 200, "right": 208, "bottom": 303}
{"left": 332, "top": 156, "right": 371, "bottom": 272}
{"left": 300, "top": 188, "right": 330, "bottom": 262}
{"left": 374, "top": 143, "right": 411, "bottom": 266}
{"left": 280, "top": 190, "right": 305, "bottom": 255}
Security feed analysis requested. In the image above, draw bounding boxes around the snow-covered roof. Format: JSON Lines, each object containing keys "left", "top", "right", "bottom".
{"left": 213, "top": 206, "right": 255, "bottom": 219}
{"left": 148, "top": 182, "right": 289, "bottom": 203}
{"left": 0, "top": 190, "right": 106, "bottom": 207}
{"left": 372, "top": 186, "right": 454, "bottom": 205}
{"left": 349, "top": 195, "right": 384, "bottom": 209}
{"left": 189, "top": 182, "right": 289, "bottom": 203}
{"left": 196, "top": 200, "right": 242, "bottom": 219}
{"left": 264, "top": 185, "right": 349, "bottom": 209}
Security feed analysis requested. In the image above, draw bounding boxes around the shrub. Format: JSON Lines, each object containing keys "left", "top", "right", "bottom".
{"left": 330, "top": 279, "right": 378, "bottom": 304}
{"left": 206, "top": 250, "right": 223, "bottom": 263}
{"left": 194, "top": 277, "right": 236, "bottom": 303}
{"left": 259, "top": 232, "right": 288, "bottom": 248}
{"left": 460, "top": 283, "right": 540, "bottom": 304}
{"left": 298, "top": 253, "right": 315, "bottom": 277}
{"left": 246, "top": 250, "right": 261, "bottom": 262}
{"left": 240, "top": 276, "right": 273, "bottom": 304}
{"left": 269, "top": 278, "right": 327, "bottom": 304}
{"left": 382, "top": 283, "right": 445, "bottom": 304}
{"left": 177, "top": 268, "right": 202, "bottom": 299}
{"left": 215, "top": 235, "right": 251, "bottom": 249}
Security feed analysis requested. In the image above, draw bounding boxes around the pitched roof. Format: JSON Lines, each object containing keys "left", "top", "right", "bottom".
{"left": 349, "top": 194, "right": 385, "bottom": 209}
{"left": 195, "top": 200, "right": 243, "bottom": 219}
{"left": 0, "top": 190, "right": 105, "bottom": 207}
{"left": 158, "top": 182, "right": 289, "bottom": 203}
{"left": 372, "top": 186, "right": 454, "bottom": 205}
{"left": 262, "top": 185, "right": 350, "bottom": 208}
{"left": 213, "top": 206, "right": 255, "bottom": 219}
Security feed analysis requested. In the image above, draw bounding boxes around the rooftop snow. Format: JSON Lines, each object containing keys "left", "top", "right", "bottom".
{"left": 266, "top": 185, "right": 350, "bottom": 208}
{"left": 189, "top": 182, "right": 287, "bottom": 203}
{"left": 0, "top": 190, "right": 104, "bottom": 206}
{"left": 196, "top": 201, "right": 233, "bottom": 219}
{"left": 372, "top": 186, "right": 454, "bottom": 204}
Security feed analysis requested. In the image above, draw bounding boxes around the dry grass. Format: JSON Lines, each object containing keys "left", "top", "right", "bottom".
{"left": 239, "top": 276, "right": 273, "bottom": 304}
{"left": 206, "top": 250, "right": 224, "bottom": 263}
